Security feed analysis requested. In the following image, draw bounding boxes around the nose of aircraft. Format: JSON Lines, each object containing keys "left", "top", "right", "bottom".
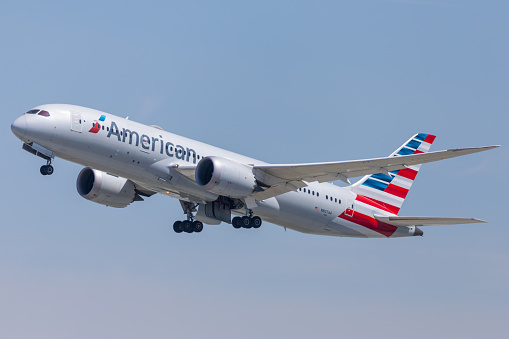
{"left": 11, "top": 115, "right": 27, "bottom": 140}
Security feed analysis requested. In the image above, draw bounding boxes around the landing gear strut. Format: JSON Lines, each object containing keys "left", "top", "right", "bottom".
{"left": 40, "top": 160, "right": 54, "bottom": 176}
{"left": 173, "top": 201, "right": 203, "bottom": 234}
{"left": 232, "top": 209, "right": 262, "bottom": 229}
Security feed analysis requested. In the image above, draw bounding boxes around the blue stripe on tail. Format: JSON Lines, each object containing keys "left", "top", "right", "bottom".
{"left": 397, "top": 147, "right": 415, "bottom": 156}
{"left": 414, "top": 133, "right": 427, "bottom": 141}
{"left": 363, "top": 178, "right": 389, "bottom": 191}
{"left": 406, "top": 139, "right": 421, "bottom": 150}
{"left": 371, "top": 173, "right": 393, "bottom": 183}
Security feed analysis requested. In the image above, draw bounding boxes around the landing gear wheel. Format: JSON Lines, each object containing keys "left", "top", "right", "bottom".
{"left": 252, "top": 216, "right": 262, "bottom": 228}
{"left": 242, "top": 216, "right": 252, "bottom": 228}
{"left": 232, "top": 217, "right": 242, "bottom": 229}
{"left": 173, "top": 221, "right": 183, "bottom": 233}
{"left": 182, "top": 220, "right": 193, "bottom": 233}
{"left": 40, "top": 164, "right": 54, "bottom": 176}
{"left": 192, "top": 221, "right": 203, "bottom": 233}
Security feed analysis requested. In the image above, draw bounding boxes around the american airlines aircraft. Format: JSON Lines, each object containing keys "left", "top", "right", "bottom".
{"left": 11, "top": 104, "right": 498, "bottom": 238}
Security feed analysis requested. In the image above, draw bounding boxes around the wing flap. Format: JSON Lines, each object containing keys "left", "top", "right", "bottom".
{"left": 374, "top": 215, "right": 487, "bottom": 226}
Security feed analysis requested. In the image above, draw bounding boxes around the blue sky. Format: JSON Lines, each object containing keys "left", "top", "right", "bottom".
{"left": 1, "top": 1, "right": 508, "bottom": 338}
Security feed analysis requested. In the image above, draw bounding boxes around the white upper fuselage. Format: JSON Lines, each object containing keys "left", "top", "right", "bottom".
{"left": 11, "top": 104, "right": 418, "bottom": 238}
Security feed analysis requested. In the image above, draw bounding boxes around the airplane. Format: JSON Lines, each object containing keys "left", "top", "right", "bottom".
{"left": 11, "top": 104, "right": 499, "bottom": 238}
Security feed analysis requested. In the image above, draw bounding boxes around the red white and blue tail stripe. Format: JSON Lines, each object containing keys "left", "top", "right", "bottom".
{"left": 351, "top": 133, "right": 436, "bottom": 215}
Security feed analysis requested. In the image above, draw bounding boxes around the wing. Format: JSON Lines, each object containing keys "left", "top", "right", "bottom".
{"left": 251, "top": 145, "right": 499, "bottom": 201}
{"left": 373, "top": 215, "right": 487, "bottom": 226}
{"left": 166, "top": 145, "right": 498, "bottom": 202}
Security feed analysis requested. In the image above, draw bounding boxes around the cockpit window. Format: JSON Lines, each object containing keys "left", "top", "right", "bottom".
{"left": 26, "top": 109, "right": 40, "bottom": 114}
{"left": 38, "top": 110, "right": 50, "bottom": 117}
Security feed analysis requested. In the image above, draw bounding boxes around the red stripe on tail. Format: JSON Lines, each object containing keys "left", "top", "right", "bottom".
{"left": 397, "top": 168, "right": 418, "bottom": 180}
{"left": 384, "top": 184, "right": 409, "bottom": 199}
{"left": 424, "top": 134, "right": 436, "bottom": 144}
{"left": 339, "top": 211, "right": 398, "bottom": 237}
{"left": 355, "top": 195, "right": 399, "bottom": 214}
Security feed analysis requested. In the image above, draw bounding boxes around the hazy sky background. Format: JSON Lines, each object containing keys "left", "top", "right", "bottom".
{"left": 1, "top": 1, "right": 508, "bottom": 338}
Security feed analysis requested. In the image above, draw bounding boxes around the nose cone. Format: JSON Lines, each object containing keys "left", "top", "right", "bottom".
{"left": 11, "top": 115, "right": 27, "bottom": 140}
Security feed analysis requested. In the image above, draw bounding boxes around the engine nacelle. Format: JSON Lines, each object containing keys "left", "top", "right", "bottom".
{"left": 76, "top": 167, "right": 140, "bottom": 208}
{"left": 195, "top": 156, "right": 257, "bottom": 198}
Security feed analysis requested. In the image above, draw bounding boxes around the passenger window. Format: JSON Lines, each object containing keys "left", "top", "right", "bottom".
{"left": 317, "top": 192, "right": 319, "bottom": 197}
{"left": 303, "top": 188, "right": 306, "bottom": 193}
{"left": 335, "top": 198, "right": 337, "bottom": 203}
{"left": 326, "top": 195, "right": 328, "bottom": 199}
{"left": 312, "top": 191, "right": 315, "bottom": 195}
{"left": 338, "top": 199, "right": 341, "bottom": 204}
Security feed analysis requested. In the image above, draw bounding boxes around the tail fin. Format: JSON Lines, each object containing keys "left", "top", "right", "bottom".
{"left": 351, "top": 133, "right": 436, "bottom": 215}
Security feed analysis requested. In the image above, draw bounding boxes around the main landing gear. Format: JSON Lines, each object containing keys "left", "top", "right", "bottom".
{"left": 232, "top": 209, "right": 262, "bottom": 229}
{"left": 173, "top": 201, "right": 203, "bottom": 234}
{"left": 173, "top": 220, "right": 204, "bottom": 234}
{"left": 172, "top": 201, "right": 263, "bottom": 233}
{"left": 40, "top": 160, "right": 54, "bottom": 176}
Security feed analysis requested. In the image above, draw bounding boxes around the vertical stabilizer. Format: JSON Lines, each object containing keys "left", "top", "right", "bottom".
{"left": 350, "top": 133, "right": 436, "bottom": 214}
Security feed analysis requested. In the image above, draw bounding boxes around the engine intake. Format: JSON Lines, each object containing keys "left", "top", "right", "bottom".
{"left": 195, "top": 156, "right": 257, "bottom": 198}
{"left": 77, "top": 167, "right": 141, "bottom": 208}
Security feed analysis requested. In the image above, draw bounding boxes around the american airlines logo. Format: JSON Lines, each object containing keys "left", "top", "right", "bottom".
{"left": 93, "top": 118, "right": 198, "bottom": 164}
{"left": 88, "top": 115, "right": 106, "bottom": 133}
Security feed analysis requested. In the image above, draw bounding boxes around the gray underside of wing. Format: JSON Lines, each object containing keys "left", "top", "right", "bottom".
{"left": 133, "top": 183, "right": 158, "bottom": 197}
{"left": 374, "top": 215, "right": 487, "bottom": 226}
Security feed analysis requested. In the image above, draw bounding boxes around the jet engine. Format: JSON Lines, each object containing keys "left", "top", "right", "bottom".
{"left": 195, "top": 156, "right": 257, "bottom": 198}
{"left": 76, "top": 167, "right": 142, "bottom": 208}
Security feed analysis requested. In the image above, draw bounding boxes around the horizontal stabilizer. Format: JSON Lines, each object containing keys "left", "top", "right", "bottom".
{"left": 374, "top": 215, "right": 487, "bottom": 227}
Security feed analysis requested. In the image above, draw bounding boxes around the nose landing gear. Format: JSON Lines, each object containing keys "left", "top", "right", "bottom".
{"left": 40, "top": 160, "right": 54, "bottom": 176}
{"left": 20, "top": 143, "right": 55, "bottom": 176}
